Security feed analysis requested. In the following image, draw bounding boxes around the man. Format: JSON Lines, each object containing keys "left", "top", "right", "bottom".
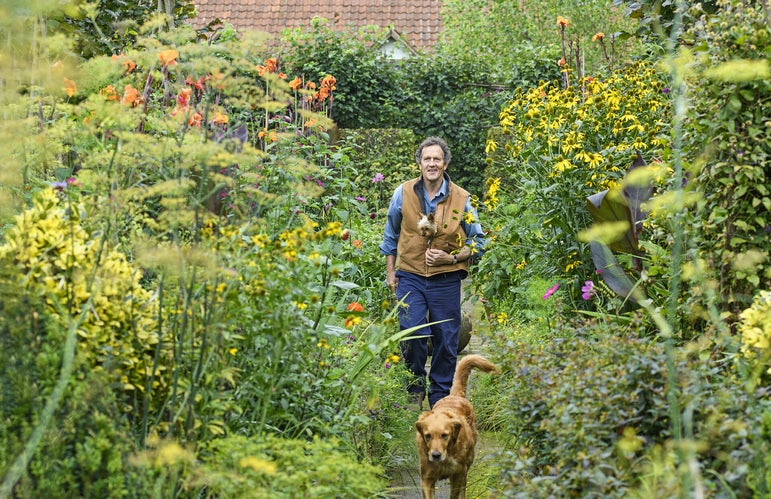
{"left": 380, "top": 136, "right": 486, "bottom": 409}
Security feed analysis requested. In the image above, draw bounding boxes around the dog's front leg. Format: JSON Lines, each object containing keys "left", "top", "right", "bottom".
{"left": 420, "top": 476, "right": 436, "bottom": 499}
{"left": 449, "top": 473, "right": 468, "bottom": 499}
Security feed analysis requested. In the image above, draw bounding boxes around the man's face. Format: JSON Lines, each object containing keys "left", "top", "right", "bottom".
{"left": 420, "top": 144, "right": 447, "bottom": 183}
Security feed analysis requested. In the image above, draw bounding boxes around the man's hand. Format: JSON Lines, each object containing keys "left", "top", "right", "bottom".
{"left": 425, "top": 248, "right": 453, "bottom": 266}
{"left": 386, "top": 273, "right": 398, "bottom": 292}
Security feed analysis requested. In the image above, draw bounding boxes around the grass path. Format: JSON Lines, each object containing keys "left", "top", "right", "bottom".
{"left": 386, "top": 286, "right": 502, "bottom": 498}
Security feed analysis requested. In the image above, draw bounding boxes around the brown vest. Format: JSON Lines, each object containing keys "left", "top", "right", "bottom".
{"left": 396, "top": 177, "right": 470, "bottom": 277}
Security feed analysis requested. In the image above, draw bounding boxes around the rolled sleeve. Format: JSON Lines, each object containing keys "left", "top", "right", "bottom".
{"left": 379, "top": 185, "right": 403, "bottom": 255}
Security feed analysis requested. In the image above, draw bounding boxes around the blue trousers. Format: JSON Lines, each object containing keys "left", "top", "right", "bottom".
{"left": 396, "top": 270, "right": 461, "bottom": 408}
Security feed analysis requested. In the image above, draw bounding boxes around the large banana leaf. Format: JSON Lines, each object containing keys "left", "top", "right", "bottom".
{"left": 585, "top": 152, "right": 653, "bottom": 302}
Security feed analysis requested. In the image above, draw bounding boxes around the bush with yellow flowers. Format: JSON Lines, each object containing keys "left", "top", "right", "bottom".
{"left": 477, "top": 60, "right": 671, "bottom": 319}
{"left": 0, "top": 185, "right": 169, "bottom": 397}
{"left": 739, "top": 290, "right": 771, "bottom": 383}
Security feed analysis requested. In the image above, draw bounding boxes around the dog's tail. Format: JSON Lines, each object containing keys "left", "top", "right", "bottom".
{"left": 449, "top": 354, "right": 499, "bottom": 399}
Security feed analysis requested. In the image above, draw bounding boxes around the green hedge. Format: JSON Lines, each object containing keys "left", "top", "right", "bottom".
{"left": 492, "top": 322, "right": 770, "bottom": 497}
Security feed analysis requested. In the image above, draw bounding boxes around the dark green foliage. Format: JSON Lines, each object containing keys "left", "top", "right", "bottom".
{"left": 394, "top": 54, "right": 516, "bottom": 196}
{"left": 492, "top": 323, "right": 770, "bottom": 497}
{"left": 338, "top": 128, "right": 419, "bottom": 207}
{"left": 47, "top": 0, "right": 197, "bottom": 58}
{"left": 280, "top": 21, "right": 538, "bottom": 197}
{"left": 679, "top": 0, "right": 771, "bottom": 317}
{"left": 280, "top": 18, "right": 401, "bottom": 129}
{"left": 612, "top": 0, "right": 719, "bottom": 45}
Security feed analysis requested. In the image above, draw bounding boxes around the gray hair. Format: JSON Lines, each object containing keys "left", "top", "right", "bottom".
{"left": 415, "top": 136, "right": 451, "bottom": 166}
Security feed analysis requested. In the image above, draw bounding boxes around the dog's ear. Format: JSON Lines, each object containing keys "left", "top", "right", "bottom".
{"left": 415, "top": 421, "right": 430, "bottom": 450}
{"left": 449, "top": 420, "right": 462, "bottom": 445}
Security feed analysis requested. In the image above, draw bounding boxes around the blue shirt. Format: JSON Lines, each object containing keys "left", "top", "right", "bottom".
{"left": 379, "top": 177, "right": 486, "bottom": 258}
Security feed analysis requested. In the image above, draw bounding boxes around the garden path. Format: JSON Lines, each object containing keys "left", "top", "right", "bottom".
{"left": 387, "top": 281, "right": 499, "bottom": 498}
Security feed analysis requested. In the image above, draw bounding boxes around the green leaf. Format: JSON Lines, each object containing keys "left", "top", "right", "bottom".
{"left": 330, "top": 280, "right": 359, "bottom": 290}
{"left": 585, "top": 152, "right": 653, "bottom": 255}
{"left": 589, "top": 241, "right": 645, "bottom": 303}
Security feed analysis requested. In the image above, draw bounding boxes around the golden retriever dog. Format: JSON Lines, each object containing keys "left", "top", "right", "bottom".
{"left": 414, "top": 354, "right": 499, "bottom": 499}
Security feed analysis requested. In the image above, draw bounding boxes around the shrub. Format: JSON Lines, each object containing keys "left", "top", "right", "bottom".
{"left": 739, "top": 289, "right": 771, "bottom": 385}
{"left": 185, "top": 434, "right": 386, "bottom": 498}
{"left": 0, "top": 258, "right": 154, "bottom": 498}
{"left": 280, "top": 21, "right": 521, "bottom": 197}
{"left": 0, "top": 186, "right": 168, "bottom": 403}
{"left": 440, "top": 0, "right": 643, "bottom": 77}
{"left": 678, "top": 0, "right": 771, "bottom": 319}
{"left": 491, "top": 323, "right": 771, "bottom": 497}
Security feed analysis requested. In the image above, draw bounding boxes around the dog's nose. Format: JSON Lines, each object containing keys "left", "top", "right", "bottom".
{"left": 430, "top": 451, "right": 442, "bottom": 461}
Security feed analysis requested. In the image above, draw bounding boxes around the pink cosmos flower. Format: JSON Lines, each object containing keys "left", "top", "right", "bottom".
{"left": 581, "top": 280, "right": 595, "bottom": 300}
{"left": 371, "top": 172, "right": 384, "bottom": 183}
{"left": 542, "top": 283, "right": 559, "bottom": 300}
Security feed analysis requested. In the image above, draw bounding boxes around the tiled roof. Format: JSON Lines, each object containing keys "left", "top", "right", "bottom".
{"left": 190, "top": 0, "right": 443, "bottom": 51}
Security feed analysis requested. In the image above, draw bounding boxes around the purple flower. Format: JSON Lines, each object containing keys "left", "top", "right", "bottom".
{"left": 371, "top": 172, "right": 384, "bottom": 184}
{"left": 542, "top": 283, "right": 559, "bottom": 300}
{"left": 581, "top": 280, "right": 595, "bottom": 300}
{"left": 355, "top": 196, "right": 366, "bottom": 202}
{"left": 663, "top": 87, "right": 670, "bottom": 94}
{"left": 370, "top": 213, "right": 377, "bottom": 219}
{"left": 51, "top": 181, "right": 68, "bottom": 191}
